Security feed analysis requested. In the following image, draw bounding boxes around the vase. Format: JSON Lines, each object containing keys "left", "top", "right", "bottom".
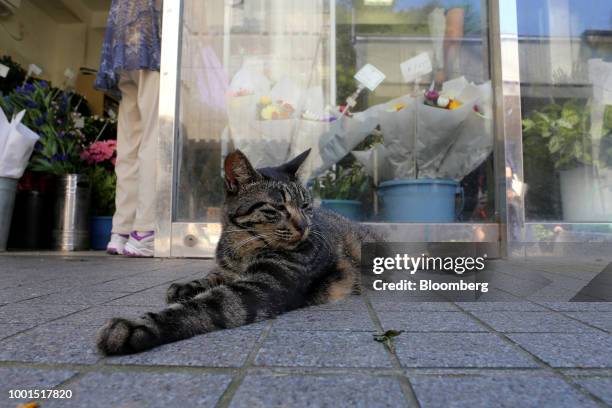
{"left": 377, "top": 179, "right": 463, "bottom": 222}
{"left": 90, "top": 216, "right": 113, "bottom": 250}
{"left": 7, "top": 172, "right": 55, "bottom": 249}
{"left": 52, "top": 174, "right": 91, "bottom": 251}
{"left": 559, "top": 165, "right": 612, "bottom": 222}
{"left": 320, "top": 199, "right": 363, "bottom": 221}
{"left": 0, "top": 177, "right": 18, "bottom": 251}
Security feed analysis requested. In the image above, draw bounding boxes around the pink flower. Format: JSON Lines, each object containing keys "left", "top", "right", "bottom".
{"left": 81, "top": 140, "right": 117, "bottom": 165}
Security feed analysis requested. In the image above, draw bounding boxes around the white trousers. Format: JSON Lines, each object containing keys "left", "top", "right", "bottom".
{"left": 112, "top": 70, "right": 159, "bottom": 234}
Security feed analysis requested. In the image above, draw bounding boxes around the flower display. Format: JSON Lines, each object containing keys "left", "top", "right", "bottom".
{"left": 257, "top": 97, "right": 295, "bottom": 120}
{"left": 81, "top": 140, "right": 117, "bottom": 166}
{"left": 424, "top": 89, "right": 462, "bottom": 110}
{"left": 0, "top": 80, "right": 85, "bottom": 175}
{"left": 81, "top": 140, "right": 117, "bottom": 216}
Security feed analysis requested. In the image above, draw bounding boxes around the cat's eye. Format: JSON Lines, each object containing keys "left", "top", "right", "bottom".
{"left": 260, "top": 208, "right": 278, "bottom": 216}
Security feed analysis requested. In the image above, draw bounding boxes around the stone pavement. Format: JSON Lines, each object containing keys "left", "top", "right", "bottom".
{"left": 0, "top": 254, "right": 611, "bottom": 407}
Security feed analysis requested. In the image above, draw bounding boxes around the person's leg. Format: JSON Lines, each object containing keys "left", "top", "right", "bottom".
{"left": 123, "top": 70, "right": 159, "bottom": 257}
{"left": 109, "top": 71, "right": 143, "bottom": 254}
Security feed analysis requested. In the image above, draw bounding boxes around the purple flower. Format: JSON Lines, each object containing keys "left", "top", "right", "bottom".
{"left": 24, "top": 83, "right": 35, "bottom": 93}
{"left": 57, "top": 131, "right": 65, "bottom": 139}
{"left": 39, "top": 80, "right": 49, "bottom": 89}
{"left": 26, "top": 100, "right": 38, "bottom": 109}
{"left": 34, "top": 117, "right": 45, "bottom": 126}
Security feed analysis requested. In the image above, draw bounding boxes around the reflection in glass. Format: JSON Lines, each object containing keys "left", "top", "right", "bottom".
{"left": 519, "top": 0, "right": 612, "bottom": 223}
{"left": 175, "top": 0, "right": 494, "bottom": 223}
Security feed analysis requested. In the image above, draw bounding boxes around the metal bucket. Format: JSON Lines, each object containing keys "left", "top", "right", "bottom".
{"left": 0, "top": 177, "right": 18, "bottom": 251}
{"left": 52, "top": 174, "right": 91, "bottom": 251}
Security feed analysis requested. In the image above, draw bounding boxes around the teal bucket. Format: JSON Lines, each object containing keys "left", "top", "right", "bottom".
{"left": 378, "top": 179, "right": 463, "bottom": 222}
{"left": 321, "top": 199, "right": 362, "bottom": 221}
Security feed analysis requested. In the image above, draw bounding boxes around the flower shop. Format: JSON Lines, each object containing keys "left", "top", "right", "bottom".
{"left": 2, "top": 0, "right": 612, "bottom": 259}
{"left": 0, "top": 57, "right": 118, "bottom": 251}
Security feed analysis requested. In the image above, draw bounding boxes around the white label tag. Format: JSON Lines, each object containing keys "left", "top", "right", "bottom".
{"left": 0, "top": 63, "right": 9, "bottom": 78}
{"left": 354, "top": 64, "right": 386, "bottom": 91}
{"left": 74, "top": 117, "right": 85, "bottom": 129}
{"left": 400, "top": 52, "right": 432, "bottom": 83}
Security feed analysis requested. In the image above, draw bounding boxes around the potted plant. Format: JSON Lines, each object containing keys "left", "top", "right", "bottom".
{"left": 81, "top": 140, "right": 116, "bottom": 250}
{"left": 522, "top": 100, "right": 612, "bottom": 222}
{"left": 312, "top": 162, "right": 370, "bottom": 221}
{"left": 0, "top": 80, "right": 91, "bottom": 250}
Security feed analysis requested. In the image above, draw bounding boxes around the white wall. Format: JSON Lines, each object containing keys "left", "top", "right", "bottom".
{"left": 0, "top": 0, "right": 108, "bottom": 86}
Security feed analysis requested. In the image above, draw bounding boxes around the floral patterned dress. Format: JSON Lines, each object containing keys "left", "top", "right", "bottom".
{"left": 95, "top": 0, "right": 163, "bottom": 94}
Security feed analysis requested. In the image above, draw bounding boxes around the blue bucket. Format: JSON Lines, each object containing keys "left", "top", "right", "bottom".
{"left": 378, "top": 179, "right": 463, "bottom": 222}
{"left": 90, "top": 216, "right": 113, "bottom": 250}
{"left": 321, "top": 199, "right": 362, "bottom": 221}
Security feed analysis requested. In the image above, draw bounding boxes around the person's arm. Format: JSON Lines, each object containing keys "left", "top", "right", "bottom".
{"left": 435, "top": 7, "right": 465, "bottom": 86}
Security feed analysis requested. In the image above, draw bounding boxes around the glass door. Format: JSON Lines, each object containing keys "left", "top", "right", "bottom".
{"left": 157, "top": 0, "right": 499, "bottom": 257}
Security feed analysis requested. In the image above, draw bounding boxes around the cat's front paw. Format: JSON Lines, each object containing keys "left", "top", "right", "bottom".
{"left": 97, "top": 316, "right": 160, "bottom": 355}
{"left": 166, "top": 282, "right": 201, "bottom": 304}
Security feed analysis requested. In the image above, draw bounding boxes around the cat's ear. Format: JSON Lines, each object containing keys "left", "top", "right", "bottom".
{"left": 224, "top": 150, "right": 261, "bottom": 193}
{"left": 277, "top": 149, "right": 311, "bottom": 178}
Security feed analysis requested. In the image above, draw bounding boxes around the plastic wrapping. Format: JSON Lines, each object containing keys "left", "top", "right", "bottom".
{"left": 0, "top": 109, "right": 40, "bottom": 179}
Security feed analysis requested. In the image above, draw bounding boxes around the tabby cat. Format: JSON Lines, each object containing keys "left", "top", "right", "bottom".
{"left": 97, "top": 149, "right": 378, "bottom": 355}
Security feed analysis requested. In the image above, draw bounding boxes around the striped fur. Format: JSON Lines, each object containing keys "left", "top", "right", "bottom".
{"left": 97, "top": 150, "right": 378, "bottom": 355}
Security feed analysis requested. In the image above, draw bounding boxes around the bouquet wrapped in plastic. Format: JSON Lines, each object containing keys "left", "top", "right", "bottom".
{"left": 0, "top": 108, "right": 40, "bottom": 179}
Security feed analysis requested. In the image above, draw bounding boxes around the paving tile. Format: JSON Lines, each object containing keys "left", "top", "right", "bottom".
{"left": 19, "top": 290, "right": 130, "bottom": 305}
{"left": 230, "top": 374, "right": 405, "bottom": 408}
{"left": 0, "top": 368, "right": 77, "bottom": 405}
{"left": 271, "top": 309, "right": 375, "bottom": 331}
{"left": 103, "top": 287, "right": 169, "bottom": 307}
{"left": 539, "top": 302, "right": 612, "bottom": 312}
{"left": 0, "top": 324, "right": 100, "bottom": 364}
{"left": 564, "top": 312, "right": 612, "bottom": 332}
{"left": 410, "top": 373, "right": 598, "bottom": 408}
{"left": 0, "top": 286, "right": 59, "bottom": 303}
{"left": 394, "top": 333, "right": 537, "bottom": 368}
{"left": 0, "top": 303, "right": 87, "bottom": 324}
{"left": 308, "top": 295, "right": 369, "bottom": 312}
{"left": 379, "top": 311, "right": 486, "bottom": 332}
{"left": 370, "top": 298, "right": 457, "bottom": 312}
{"left": 50, "top": 306, "right": 151, "bottom": 326}
{"left": 469, "top": 311, "right": 595, "bottom": 333}
{"left": 255, "top": 330, "right": 393, "bottom": 368}
{"left": 508, "top": 333, "right": 612, "bottom": 368}
{"left": 108, "top": 328, "right": 261, "bottom": 367}
{"left": 43, "top": 371, "right": 232, "bottom": 408}
{"left": 571, "top": 377, "right": 612, "bottom": 406}
{"left": 89, "top": 276, "right": 176, "bottom": 292}
{"left": 0, "top": 323, "right": 33, "bottom": 339}
{"left": 456, "top": 302, "right": 548, "bottom": 311}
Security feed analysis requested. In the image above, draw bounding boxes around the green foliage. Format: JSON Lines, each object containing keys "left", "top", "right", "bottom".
{"left": 82, "top": 115, "right": 117, "bottom": 145}
{"left": 312, "top": 163, "right": 371, "bottom": 200}
{"left": 522, "top": 100, "right": 612, "bottom": 170}
{"left": 373, "top": 329, "right": 404, "bottom": 352}
{"left": 0, "top": 55, "right": 26, "bottom": 95}
{"left": 88, "top": 165, "right": 116, "bottom": 216}
{"left": 0, "top": 80, "right": 84, "bottom": 175}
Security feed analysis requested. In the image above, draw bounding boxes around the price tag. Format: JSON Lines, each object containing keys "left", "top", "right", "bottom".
{"left": 0, "top": 63, "right": 9, "bottom": 78}
{"left": 400, "top": 52, "right": 432, "bottom": 83}
{"left": 354, "top": 63, "right": 386, "bottom": 92}
{"left": 74, "top": 117, "right": 85, "bottom": 129}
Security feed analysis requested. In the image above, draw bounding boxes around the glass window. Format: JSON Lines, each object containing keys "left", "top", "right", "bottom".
{"left": 519, "top": 0, "right": 612, "bottom": 223}
{"left": 175, "top": 0, "right": 493, "bottom": 224}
